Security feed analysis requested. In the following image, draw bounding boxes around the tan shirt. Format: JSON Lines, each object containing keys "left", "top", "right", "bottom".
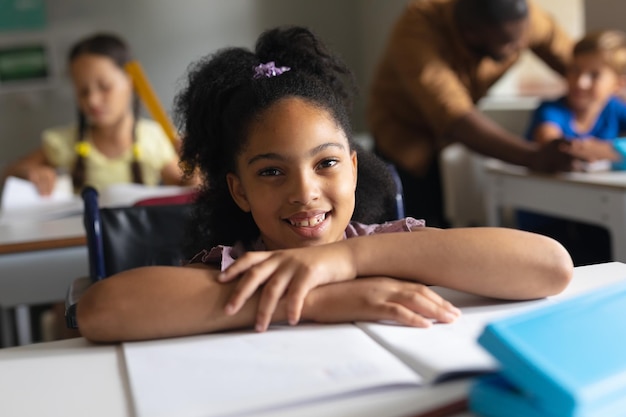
{"left": 367, "top": 0, "right": 572, "bottom": 176}
{"left": 42, "top": 118, "right": 177, "bottom": 191}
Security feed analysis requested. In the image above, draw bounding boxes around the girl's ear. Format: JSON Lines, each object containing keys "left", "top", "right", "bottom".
{"left": 226, "top": 172, "right": 251, "bottom": 212}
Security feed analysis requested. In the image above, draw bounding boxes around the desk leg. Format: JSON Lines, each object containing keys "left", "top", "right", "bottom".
{"left": 600, "top": 195, "right": 626, "bottom": 263}
{"left": 484, "top": 174, "right": 502, "bottom": 227}
{"left": 14, "top": 305, "right": 32, "bottom": 346}
{"left": 605, "top": 219, "right": 626, "bottom": 263}
{"left": 0, "top": 308, "right": 15, "bottom": 348}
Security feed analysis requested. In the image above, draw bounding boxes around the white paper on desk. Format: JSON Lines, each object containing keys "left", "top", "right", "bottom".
{"left": 0, "top": 175, "right": 83, "bottom": 224}
{"left": 123, "top": 324, "right": 421, "bottom": 417}
{"left": 1, "top": 175, "right": 74, "bottom": 210}
{"left": 98, "top": 183, "right": 195, "bottom": 208}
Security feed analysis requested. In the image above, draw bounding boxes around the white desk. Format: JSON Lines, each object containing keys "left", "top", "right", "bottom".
{"left": 484, "top": 159, "right": 626, "bottom": 262}
{"left": 0, "top": 215, "right": 88, "bottom": 347}
{"left": 0, "top": 261, "right": 624, "bottom": 417}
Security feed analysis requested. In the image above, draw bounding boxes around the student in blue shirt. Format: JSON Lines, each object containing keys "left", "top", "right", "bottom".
{"left": 521, "top": 29, "right": 626, "bottom": 265}
{"left": 527, "top": 29, "right": 626, "bottom": 161}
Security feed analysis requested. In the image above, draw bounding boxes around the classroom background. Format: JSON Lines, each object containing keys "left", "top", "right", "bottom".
{"left": 0, "top": 0, "right": 615, "bottom": 173}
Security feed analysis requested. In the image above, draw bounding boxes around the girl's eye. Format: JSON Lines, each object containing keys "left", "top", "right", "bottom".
{"left": 99, "top": 83, "right": 112, "bottom": 92}
{"left": 259, "top": 168, "right": 282, "bottom": 177}
{"left": 318, "top": 158, "right": 339, "bottom": 169}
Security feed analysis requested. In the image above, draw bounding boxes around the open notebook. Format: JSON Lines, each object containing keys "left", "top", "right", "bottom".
{"left": 121, "top": 264, "right": 626, "bottom": 417}
{"left": 118, "top": 299, "right": 560, "bottom": 417}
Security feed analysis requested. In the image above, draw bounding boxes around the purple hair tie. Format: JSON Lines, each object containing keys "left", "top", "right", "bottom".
{"left": 253, "top": 61, "right": 291, "bottom": 79}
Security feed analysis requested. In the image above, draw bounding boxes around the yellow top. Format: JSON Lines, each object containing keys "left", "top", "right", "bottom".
{"left": 42, "top": 118, "right": 177, "bottom": 191}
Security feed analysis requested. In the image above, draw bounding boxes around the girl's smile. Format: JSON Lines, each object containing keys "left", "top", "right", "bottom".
{"left": 227, "top": 97, "right": 357, "bottom": 250}
{"left": 284, "top": 210, "right": 330, "bottom": 238}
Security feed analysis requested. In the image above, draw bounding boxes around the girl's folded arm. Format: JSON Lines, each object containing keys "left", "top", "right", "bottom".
{"left": 76, "top": 265, "right": 463, "bottom": 343}
{"left": 76, "top": 264, "right": 272, "bottom": 343}
{"left": 343, "top": 226, "right": 574, "bottom": 300}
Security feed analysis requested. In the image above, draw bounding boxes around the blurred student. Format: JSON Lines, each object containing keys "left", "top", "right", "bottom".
{"left": 527, "top": 29, "right": 626, "bottom": 161}
{"left": 521, "top": 29, "right": 626, "bottom": 265}
{"left": 367, "top": 0, "right": 579, "bottom": 227}
{"left": 2, "top": 32, "right": 194, "bottom": 196}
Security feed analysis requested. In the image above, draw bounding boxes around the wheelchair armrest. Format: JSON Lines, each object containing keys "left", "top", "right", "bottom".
{"left": 64, "top": 276, "right": 93, "bottom": 329}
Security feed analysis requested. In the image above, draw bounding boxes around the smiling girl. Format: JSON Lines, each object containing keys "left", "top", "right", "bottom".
{"left": 77, "top": 26, "right": 573, "bottom": 343}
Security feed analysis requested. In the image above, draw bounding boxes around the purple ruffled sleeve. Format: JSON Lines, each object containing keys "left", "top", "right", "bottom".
{"left": 188, "top": 217, "right": 425, "bottom": 270}
{"left": 344, "top": 217, "right": 425, "bottom": 238}
{"left": 186, "top": 242, "right": 248, "bottom": 271}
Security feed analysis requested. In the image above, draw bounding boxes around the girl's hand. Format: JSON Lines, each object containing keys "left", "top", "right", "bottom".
{"left": 218, "top": 244, "right": 357, "bottom": 332}
{"left": 304, "top": 277, "right": 462, "bottom": 327}
{"left": 26, "top": 166, "right": 57, "bottom": 195}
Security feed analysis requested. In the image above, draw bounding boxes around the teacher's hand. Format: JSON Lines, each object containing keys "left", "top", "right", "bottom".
{"left": 528, "top": 139, "right": 580, "bottom": 173}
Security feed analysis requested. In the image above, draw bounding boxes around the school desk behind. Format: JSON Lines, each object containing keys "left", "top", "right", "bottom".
{"left": 0, "top": 215, "right": 87, "bottom": 347}
{"left": 484, "top": 159, "right": 626, "bottom": 262}
{"left": 0, "top": 183, "right": 198, "bottom": 347}
{"left": 0, "top": 261, "right": 623, "bottom": 417}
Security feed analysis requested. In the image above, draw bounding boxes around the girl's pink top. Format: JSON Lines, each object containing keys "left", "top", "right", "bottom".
{"left": 188, "top": 217, "right": 425, "bottom": 271}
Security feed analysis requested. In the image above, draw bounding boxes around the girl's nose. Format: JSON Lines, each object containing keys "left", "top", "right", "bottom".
{"left": 288, "top": 171, "right": 320, "bottom": 205}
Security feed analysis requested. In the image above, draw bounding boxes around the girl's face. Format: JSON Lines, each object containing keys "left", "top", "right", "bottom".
{"left": 227, "top": 97, "right": 357, "bottom": 250}
{"left": 70, "top": 53, "right": 134, "bottom": 128}
{"left": 566, "top": 51, "right": 623, "bottom": 112}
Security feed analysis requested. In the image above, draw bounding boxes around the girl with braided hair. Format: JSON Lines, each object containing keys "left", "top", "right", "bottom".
{"left": 78, "top": 26, "right": 573, "bottom": 342}
{"left": 3, "top": 32, "right": 192, "bottom": 195}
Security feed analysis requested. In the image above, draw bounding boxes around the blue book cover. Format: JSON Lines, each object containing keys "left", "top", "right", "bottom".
{"left": 477, "top": 280, "right": 626, "bottom": 416}
{"left": 469, "top": 373, "right": 626, "bottom": 417}
{"left": 469, "top": 374, "right": 557, "bottom": 417}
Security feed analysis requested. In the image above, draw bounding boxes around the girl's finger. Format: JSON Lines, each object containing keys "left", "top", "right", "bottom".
{"left": 375, "top": 303, "right": 433, "bottom": 328}
{"left": 285, "top": 277, "right": 317, "bottom": 326}
{"left": 224, "top": 259, "right": 278, "bottom": 315}
{"left": 410, "top": 285, "right": 461, "bottom": 315}
{"left": 255, "top": 273, "right": 292, "bottom": 332}
{"left": 397, "top": 286, "right": 461, "bottom": 323}
{"left": 218, "top": 252, "right": 270, "bottom": 282}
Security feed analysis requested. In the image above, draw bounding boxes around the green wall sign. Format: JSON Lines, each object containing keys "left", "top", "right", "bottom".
{"left": 0, "top": 44, "right": 48, "bottom": 82}
{"left": 0, "top": 0, "right": 47, "bottom": 31}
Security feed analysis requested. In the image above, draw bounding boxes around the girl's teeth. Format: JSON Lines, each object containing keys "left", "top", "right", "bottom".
{"left": 291, "top": 213, "right": 325, "bottom": 227}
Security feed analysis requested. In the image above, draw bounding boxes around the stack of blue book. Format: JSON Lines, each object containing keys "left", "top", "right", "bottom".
{"left": 469, "top": 280, "right": 626, "bottom": 417}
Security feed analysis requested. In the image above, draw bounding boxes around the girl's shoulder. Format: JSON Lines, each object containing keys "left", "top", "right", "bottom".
{"left": 41, "top": 124, "right": 79, "bottom": 167}
{"left": 136, "top": 118, "right": 170, "bottom": 142}
{"left": 42, "top": 124, "right": 78, "bottom": 144}
{"left": 345, "top": 217, "right": 425, "bottom": 238}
